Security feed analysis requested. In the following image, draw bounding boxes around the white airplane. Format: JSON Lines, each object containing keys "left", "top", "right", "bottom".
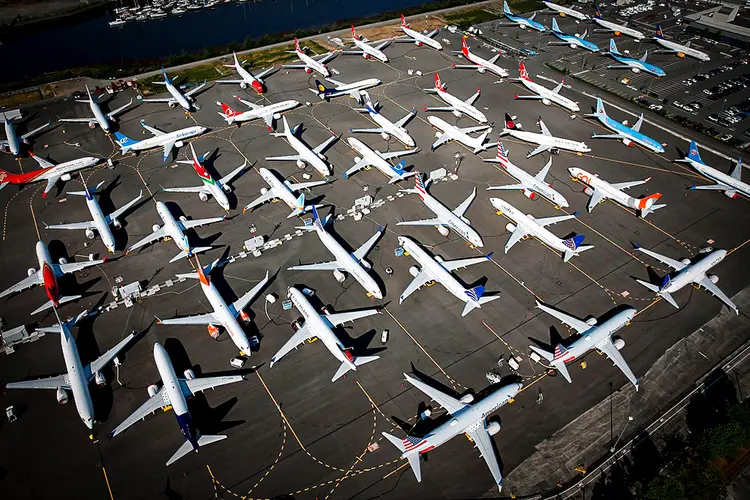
{"left": 162, "top": 143, "right": 248, "bottom": 211}
{"left": 59, "top": 85, "right": 132, "bottom": 134}
{"left": 584, "top": 97, "right": 665, "bottom": 153}
{"left": 138, "top": 68, "right": 207, "bottom": 112}
{"left": 605, "top": 39, "right": 666, "bottom": 77}
{"left": 242, "top": 167, "right": 328, "bottom": 217}
{"left": 282, "top": 37, "right": 339, "bottom": 77}
{"left": 398, "top": 173, "right": 484, "bottom": 248}
{"left": 592, "top": 5, "right": 644, "bottom": 40}
{"left": 512, "top": 61, "right": 580, "bottom": 113}
{"left": 544, "top": 1, "right": 589, "bottom": 20}
{"left": 109, "top": 342, "right": 243, "bottom": 466}
{"left": 651, "top": 25, "right": 710, "bottom": 61}
{"left": 351, "top": 91, "right": 416, "bottom": 147}
{"left": 568, "top": 167, "right": 665, "bottom": 217}
{"left": 634, "top": 245, "right": 738, "bottom": 314}
{"left": 501, "top": 1, "right": 547, "bottom": 31}
{"left": 115, "top": 121, "right": 206, "bottom": 163}
{"left": 484, "top": 141, "right": 569, "bottom": 208}
{"left": 6, "top": 309, "right": 135, "bottom": 429}
{"left": 1, "top": 114, "right": 50, "bottom": 157}
{"left": 489, "top": 197, "right": 593, "bottom": 262}
{"left": 0, "top": 153, "right": 101, "bottom": 198}
{"left": 428, "top": 115, "right": 492, "bottom": 153}
{"left": 452, "top": 36, "right": 509, "bottom": 78}
{"left": 342, "top": 25, "right": 391, "bottom": 62}
{"left": 529, "top": 301, "right": 639, "bottom": 389}
{"left": 675, "top": 141, "right": 749, "bottom": 199}
{"left": 158, "top": 257, "right": 270, "bottom": 355}
{"left": 265, "top": 116, "right": 337, "bottom": 177}
{"left": 549, "top": 19, "right": 600, "bottom": 53}
{"left": 125, "top": 201, "right": 225, "bottom": 263}
{"left": 45, "top": 178, "right": 143, "bottom": 252}
{"left": 397, "top": 236, "right": 499, "bottom": 317}
{"left": 382, "top": 373, "right": 521, "bottom": 487}
{"left": 215, "top": 51, "right": 280, "bottom": 93}
{"left": 423, "top": 73, "right": 487, "bottom": 123}
{"left": 269, "top": 286, "right": 381, "bottom": 382}
{"left": 310, "top": 77, "right": 381, "bottom": 105}
{"left": 344, "top": 137, "right": 419, "bottom": 184}
{"left": 0, "top": 240, "right": 105, "bottom": 315}
{"left": 216, "top": 96, "right": 299, "bottom": 129}
{"left": 394, "top": 14, "right": 442, "bottom": 51}
{"left": 500, "top": 113, "right": 591, "bottom": 158}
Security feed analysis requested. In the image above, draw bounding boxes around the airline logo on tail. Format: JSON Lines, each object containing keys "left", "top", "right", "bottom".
{"left": 504, "top": 113, "right": 517, "bottom": 130}
{"left": 660, "top": 275, "right": 671, "bottom": 291}
{"left": 192, "top": 159, "right": 214, "bottom": 185}
{"left": 553, "top": 344, "right": 574, "bottom": 361}
{"left": 294, "top": 193, "right": 305, "bottom": 210}
{"left": 294, "top": 37, "right": 302, "bottom": 52}
{"left": 115, "top": 132, "right": 138, "bottom": 147}
{"left": 311, "top": 205, "right": 324, "bottom": 231}
{"left": 688, "top": 141, "right": 702, "bottom": 163}
{"left": 519, "top": 62, "right": 530, "bottom": 81}
{"left": 594, "top": 4, "right": 602, "bottom": 19}
{"left": 220, "top": 103, "right": 239, "bottom": 118}
{"left": 351, "top": 25, "right": 361, "bottom": 41}
{"left": 434, "top": 73, "right": 445, "bottom": 91}
{"left": 461, "top": 36, "right": 470, "bottom": 56}
{"left": 465, "top": 285, "right": 485, "bottom": 302}
{"left": 655, "top": 25, "right": 664, "bottom": 39}
{"left": 195, "top": 257, "right": 210, "bottom": 286}
{"left": 400, "top": 14, "right": 409, "bottom": 27}
{"left": 596, "top": 98, "right": 606, "bottom": 115}
{"left": 552, "top": 18, "right": 561, "bottom": 33}
{"left": 562, "top": 234, "right": 585, "bottom": 250}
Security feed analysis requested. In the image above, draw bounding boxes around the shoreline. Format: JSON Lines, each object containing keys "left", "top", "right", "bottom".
{"left": 0, "top": 0, "right": 109, "bottom": 36}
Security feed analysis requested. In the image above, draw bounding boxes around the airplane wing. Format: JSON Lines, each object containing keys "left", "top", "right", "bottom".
{"left": 242, "top": 191, "right": 276, "bottom": 212}
{"left": 162, "top": 140, "right": 176, "bottom": 162}
{"left": 341, "top": 49, "right": 366, "bottom": 56}
{"left": 214, "top": 79, "right": 246, "bottom": 85}
{"left": 287, "top": 179, "right": 328, "bottom": 191}
{"left": 58, "top": 258, "right": 105, "bottom": 275}
{"left": 0, "top": 272, "right": 42, "bottom": 299}
{"left": 343, "top": 158, "right": 372, "bottom": 178}
{"left": 432, "top": 134, "right": 452, "bottom": 150}
{"left": 109, "top": 387, "right": 171, "bottom": 437}
{"left": 42, "top": 176, "right": 61, "bottom": 197}
{"left": 325, "top": 308, "right": 380, "bottom": 326}
{"left": 162, "top": 186, "right": 206, "bottom": 194}
{"left": 404, "top": 373, "right": 465, "bottom": 414}
{"left": 46, "top": 220, "right": 96, "bottom": 231}
{"left": 536, "top": 301, "right": 591, "bottom": 334}
{"left": 527, "top": 144, "right": 551, "bottom": 158}
{"left": 400, "top": 270, "right": 432, "bottom": 303}
{"left": 374, "top": 39, "right": 391, "bottom": 50}
{"left": 315, "top": 51, "right": 338, "bottom": 64}
{"left": 271, "top": 325, "right": 314, "bottom": 364}
{"left": 5, "top": 374, "right": 69, "bottom": 390}
{"left": 631, "top": 114, "right": 644, "bottom": 133}
{"left": 636, "top": 246, "right": 687, "bottom": 271}
{"left": 30, "top": 155, "right": 55, "bottom": 169}
{"left": 219, "top": 161, "right": 249, "bottom": 186}
{"left": 504, "top": 225, "right": 530, "bottom": 252}
{"left": 552, "top": 80, "right": 564, "bottom": 94}
{"left": 424, "top": 106, "right": 457, "bottom": 112}
{"left": 288, "top": 261, "right": 343, "bottom": 272}
{"left": 459, "top": 125, "right": 491, "bottom": 134}
{"left": 59, "top": 117, "right": 96, "bottom": 123}
{"left": 139, "top": 97, "right": 176, "bottom": 105}
{"left": 466, "top": 425, "right": 503, "bottom": 486}
{"left": 265, "top": 154, "right": 303, "bottom": 162}
{"left": 87, "top": 332, "right": 136, "bottom": 378}
{"left": 261, "top": 113, "right": 275, "bottom": 130}
{"left": 127, "top": 227, "right": 167, "bottom": 253}
{"left": 180, "top": 215, "right": 226, "bottom": 230}
{"left": 696, "top": 276, "right": 738, "bottom": 313}
{"left": 107, "top": 98, "right": 133, "bottom": 119}
{"left": 598, "top": 339, "right": 639, "bottom": 388}
{"left": 441, "top": 255, "right": 492, "bottom": 272}
{"left": 255, "top": 66, "right": 280, "bottom": 80}
{"left": 514, "top": 94, "right": 543, "bottom": 100}
{"left": 465, "top": 89, "right": 481, "bottom": 106}
{"left": 587, "top": 189, "right": 606, "bottom": 212}
{"left": 534, "top": 214, "right": 576, "bottom": 228}
{"left": 229, "top": 270, "right": 270, "bottom": 317}
{"left": 159, "top": 312, "right": 219, "bottom": 326}
{"left": 313, "top": 136, "right": 338, "bottom": 155}
{"left": 108, "top": 191, "right": 143, "bottom": 222}
{"left": 538, "top": 120, "right": 552, "bottom": 136}
{"left": 184, "top": 81, "right": 208, "bottom": 98}
{"left": 181, "top": 375, "right": 243, "bottom": 397}
{"left": 610, "top": 179, "right": 647, "bottom": 191}
{"left": 591, "top": 133, "right": 626, "bottom": 140}
{"left": 453, "top": 64, "right": 482, "bottom": 70}
{"left": 607, "top": 65, "right": 635, "bottom": 70}
{"left": 140, "top": 121, "right": 165, "bottom": 137}
{"left": 21, "top": 121, "right": 51, "bottom": 141}
{"left": 397, "top": 217, "right": 444, "bottom": 227}
{"left": 453, "top": 187, "right": 477, "bottom": 218}
{"left": 394, "top": 109, "right": 417, "bottom": 128}
{"left": 350, "top": 127, "right": 386, "bottom": 134}
{"left": 352, "top": 227, "right": 383, "bottom": 261}
{"left": 379, "top": 148, "right": 419, "bottom": 161}
{"left": 535, "top": 158, "right": 553, "bottom": 182}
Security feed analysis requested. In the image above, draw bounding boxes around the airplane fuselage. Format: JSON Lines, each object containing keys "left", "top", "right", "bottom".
{"left": 347, "top": 138, "right": 407, "bottom": 181}
{"left": 662, "top": 249, "right": 727, "bottom": 295}
{"left": 366, "top": 108, "right": 414, "bottom": 146}
{"left": 462, "top": 50, "right": 508, "bottom": 78}
{"left": 166, "top": 80, "right": 193, "bottom": 111}
{"left": 85, "top": 192, "right": 117, "bottom": 252}
{"left": 519, "top": 79, "right": 580, "bottom": 112}
{"left": 505, "top": 13, "right": 546, "bottom": 32}
{"left": 609, "top": 53, "right": 665, "bottom": 77}
{"left": 490, "top": 154, "right": 569, "bottom": 207}
{"left": 297, "top": 48, "right": 330, "bottom": 77}
{"left": 260, "top": 168, "right": 302, "bottom": 209}
{"left": 89, "top": 97, "right": 111, "bottom": 132}
{"left": 155, "top": 201, "right": 190, "bottom": 253}
{"left": 491, "top": 197, "right": 573, "bottom": 254}
{"left": 568, "top": 167, "right": 639, "bottom": 209}
{"left": 353, "top": 37, "right": 389, "bottom": 62}
{"left": 36, "top": 240, "right": 60, "bottom": 305}
{"left": 554, "top": 309, "right": 635, "bottom": 363}
{"left": 428, "top": 116, "right": 487, "bottom": 152}
{"left": 227, "top": 100, "right": 299, "bottom": 124}
{"left": 191, "top": 157, "right": 230, "bottom": 210}
{"left": 594, "top": 18, "right": 644, "bottom": 40}
{"left": 655, "top": 38, "right": 710, "bottom": 61}
{"left": 504, "top": 128, "right": 590, "bottom": 154}
{"left": 552, "top": 32, "right": 600, "bottom": 52}
{"left": 415, "top": 187, "right": 484, "bottom": 247}
{"left": 285, "top": 130, "right": 331, "bottom": 177}
{"left": 3, "top": 119, "right": 21, "bottom": 156}
{"left": 435, "top": 88, "right": 487, "bottom": 123}
{"left": 402, "top": 25, "right": 442, "bottom": 50}
{"left": 153, "top": 343, "right": 198, "bottom": 451}
{"left": 124, "top": 126, "right": 206, "bottom": 153}
{"left": 594, "top": 114, "right": 664, "bottom": 153}
{"left": 321, "top": 79, "right": 381, "bottom": 100}
{"left": 60, "top": 324, "right": 96, "bottom": 429}
{"left": 685, "top": 159, "right": 750, "bottom": 198}
{"left": 198, "top": 275, "right": 252, "bottom": 354}
{"left": 545, "top": 1, "right": 589, "bottom": 20}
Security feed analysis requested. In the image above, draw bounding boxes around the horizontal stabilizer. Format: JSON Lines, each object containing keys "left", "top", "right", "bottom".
{"left": 31, "top": 295, "right": 81, "bottom": 315}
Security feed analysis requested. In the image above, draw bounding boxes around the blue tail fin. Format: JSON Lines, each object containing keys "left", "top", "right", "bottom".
{"left": 503, "top": 1, "right": 511, "bottom": 14}
{"left": 295, "top": 193, "right": 305, "bottom": 209}
{"left": 393, "top": 160, "right": 406, "bottom": 175}
{"left": 609, "top": 39, "right": 619, "bottom": 55}
{"left": 315, "top": 80, "right": 330, "bottom": 95}
{"left": 687, "top": 141, "right": 702, "bottom": 164}
{"left": 552, "top": 18, "right": 561, "bottom": 33}
{"left": 655, "top": 24, "right": 665, "bottom": 39}
{"left": 594, "top": 4, "right": 602, "bottom": 19}
{"left": 660, "top": 274, "right": 671, "bottom": 291}
{"left": 114, "top": 132, "right": 138, "bottom": 148}
{"left": 465, "top": 285, "right": 485, "bottom": 302}
{"left": 563, "top": 234, "right": 586, "bottom": 250}
{"left": 595, "top": 97, "right": 606, "bottom": 116}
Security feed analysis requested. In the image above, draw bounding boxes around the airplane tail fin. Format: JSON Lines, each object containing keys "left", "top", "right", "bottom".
{"left": 294, "top": 37, "right": 302, "bottom": 52}
{"left": 552, "top": 18, "right": 562, "bottom": 33}
{"left": 114, "top": 132, "right": 139, "bottom": 150}
{"left": 461, "top": 36, "right": 470, "bottom": 56}
{"left": 287, "top": 193, "right": 306, "bottom": 218}
{"left": 167, "top": 435, "right": 226, "bottom": 466}
{"left": 655, "top": 24, "right": 665, "bottom": 39}
{"left": 315, "top": 79, "right": 330, "bottom": 96}
{"left": 687, "top": 141, "right": 702, "bottom": 164}
{"left": 528, "top": 344, "right": 554, "bottom": 362}
{"left": 351, "top": 25, "right": 358, "bottom": 40}
{"left": 31, "top": 295, "right": 82, "bottom": 315}
{"left": 400, "top": 14, "right": 409, "bottom": 27}
{"left": 503, "top": 1, "right": 512, "bottom": 15}
{"left": 635, "top": 278, "right": 679, "bottom": 308}
{"left": 504, "top": 113, "right": 517, "bottom": 131}
{"left": 381, "top": 432, "right": 423, "bottom": 482}
{"left": 635, "top": 193, "right": 662, "bottom": 213}
{"left": 594, "top": 4, "right": 602, "bottom": 19}
{"left": 562, "top": 234, "right": 588, "bottom": 262}
{"left": 659, "top": 274, "right": 671, "bottom": 291}
{"left": 584, "top": 97, "right": 607, "bottom": 119}
{"left": 519, "top": 61, "right": 531, "bottom": 81}
{"left": 462, "top": 285, "right": 485, "bottom": 317}
{"left": 497, "top": 140, "right": 510, "bottom": 160}
{"left": 609, "top": 39, "right": 620, "bottom": 55}
{"left": 434, "top": 72, "right": 445, "bottom": 91}
{"left": 219, "top": 102, "right": 240, "bottom": 119}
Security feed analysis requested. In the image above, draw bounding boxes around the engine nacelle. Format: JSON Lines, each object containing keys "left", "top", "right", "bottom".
{"left": 240, "top": 82, "right": 248, "bottom": 89}
{"left": 708, "top": 274, "right": 719, "bottom": 284}
{"left": 505, "top": 222, "right": 516, "bottom": 233}
{"left": 360, "top": 259, "right": 372, "bottom": 270}
{"left": 304, "top": 67, "right": 313, "bottom": 74}
{"left": 522, "top": 188, "right": 536, "bottom": 200}
{"left": 614, "top": 31, "right": 622, "bottom": 37}
{"left": 477, "top": 67, "right": 486, "bottom": 74}
{"left": 584, "top": 186, "right": 594, "bottom": 196}
{"left": 85, "top": 228, "right": 96, "bottom": 240}
{"left": 681, "top": 258, "right": 691, "bottom": 265}
{"left": 333, "top": 269, "right": 347, "bottom": 283}
{"left": 519, "top": 24, "right": 527, "bottom": 30}
{"left": 409, "top": 266, "right": 421, "bottom": 278}
{"left": 147, "top": 384, "right": 159, "bottom": 397}
{"left": 380, "top": 132, "right": 390, "bottom": 141}
{"left": 207, "top": 324, "right": 220, "bottom": 338}
{"left": 260, "top": 187, "right": 269, "bottom": 195}
{"left": 486, "top": 421, "right": 501, "bottom": 436}
{"left": 436, "top": 225, "right": 450, "bottom": 237}
{"left": 452, "top": 109, "right": 463, "bottom": 118}
{"left": 112, "top": 218, "right": 122, "bottom": 229}
{"left": 168, "top": 101, "right": 178, "bottom": 108}
{"left": 460, "top": 393, "right": 474, "bottom": 404}
{"left": 417, "top": 41, "right": 423, "bottom": 47}
{"left": 622, "top": 138, "right": 634, "bottom": 147}
{"left": 435, "top": 256, "right": 444, "bottom": 263}
{"left": 179, "top": 215, "right": 187, "bottom": 222}
{"left": 363, "top": 53, "right": 371, "bottom": 60}
{"left": 174, "top": 140, "right": 184, "bottom": 148}
{"left": 89, "top": 121, "right": 97, "bottom": 130}
{"left": 613, "top": 337, "right": 625, "bottom": 350}
{"left": 152, "top": 223, "right": 161, "bottom": 233}
{"left": 60, "top": 173, "right": 72, "bottom": 182}
{"left": 198, "top": 191, "right": 209, "bottom": 202}
{"left": 94, "top": 371, "right": 106, "bottom": 387}
{"left": 183, "top": 369, "right": 195, "bottom": 380}
{"left": 27, "top": 267, "right": 37, "bottom": 277}
{"left": 273, "top": 112, "right": 281, "bottom": 120}
{"left": 435, "top": 131, "right": 443, "bottom": 139}
{"left": 56, "top": 387, "right": 69, "bottom": 404}
{"left": 222, "top": 184, "right": 232, "bottom": 193}
{"left": 725, "top": 190, "right": 738, "bottom": 199}
{"left": 296, "top": 159, "right": 306, "bottom": 169}
{"left": 631, "top": 67, "right": 641, "bottom": 74}
{"left": 240, "top": 309, "right": 251, "bottom": 322}
{"left": 58, "top": 257, "right": 68, "bottom": 265}
{"left": 570, "top": 43, "right": 577, "bottom": 49}
{"left": 585, "top": 317, "right": 598, "bottom": 326}
{"left": 677, "top": 52, "right": 685, "bottom": 58}
{"left": 542, "top": 98, "right": 551, "bottom": 106}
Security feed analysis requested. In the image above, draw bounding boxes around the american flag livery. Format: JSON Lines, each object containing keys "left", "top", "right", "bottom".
{"left": 496, "top": 141, "right": 510, "bottom": 165}
{"left": 415, "top": 173, "right": 427, "bottom": 200}
{"left": 402, "top": 435, "right": 434, "bottom": 453}
{"left": 553, "top": 344, "right": 575, "bottom": 362}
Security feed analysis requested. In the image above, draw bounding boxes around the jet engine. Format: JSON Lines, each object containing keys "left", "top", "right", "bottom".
{"left": 360, "top": 260, "right": 372, "bottom": 270}
{"left": 435, "top": 131, "right": 443, "bottom": 139}
{"left": 434, "top": 256, "right": 444, "bottom": 263}
{"left": 363, "top": 53, "right": 370, "bottom": 60}
{"left": 522, "top": 188, "right": 536, "bottom": 200}
{"left": 416, "top": 41, "right": 423, "bottom": 47}
{"left": 174, "top": 141, "right": 184, "bottom": 148}
{"left": 381, "top": 132, "right": 390, "bottom": 141}
{"left": 168, "top": 101, "right": 178, "bottom": 109}
{"left": 56, "top": 387, "right": 69, "bottom": 404}
{"left": 152, "top": 223, "right": 161, "bottom": 232}
{"left": 58, "top": 257, "right": 68, "bottom": 265}
{"left": 486, "top": 421, "right": 501, "bottom": 436}
{"left": 240, "top": 82, "right": 248, "bottom": 89}
{"left": 584, "top": 186, "right": 594, "bottom": 196}
{"left": 570, "top": 43, "right": 577, "bottom": 49}
{"left": 622, "top": 138, "right": 634, "bottom": 147}
{"left": 631, "top": 68, "right": 641, "bottom": 74}
{"left": 452, "top": 109, "right": 463, "bottom": 118}
{"left": 296, "top": 159, "right": 306, "bottom": 169}
{"left": 477, "top": 67, "right": 486, "bottom": 74}
{"left": 199, "top": 192, "right": 209, "bottom": 202}
{"left": 85, "top": 228, "right": 96, "bottom": 240}
{"left": 179, "top": 215, "right": 187, "bottom": 222}
{"left": 460, "top": 393, "right": 474, "bottom": 404}
{"left": 273, "top": 112, "right": 281, "bottom": 120}
{"left": 612, "top": 337, "right": 625, "bottom": 350}
{"left": 614, "top": 31, "right": 622, "bottom": 37}
{"left": 542, "top": 98, "right": 551, "bottom": 106}
{"left": 681, "top": 258, "right": 691, "bottom": 265}
{"left": 27, "top": 267, "right": 37, "bottom": 277}
{"left": 183, "top": 369, "right": 195, "bottom": 380}
{"left": 147, "top": 384, "right": 159, "bottom": 397}
{"left": 506, "top": 222, "right": 516, "bottom": 233}
{"left": 207, "top": 324, "right": 220, "bottom": 339}
{"left": 61, "top": 173, "right": 72, "bottom": 182}
{"left": 708, "top": 274, "right": 719, "bottom": 284}
{"left": 409, "top": 266, "right": 421, "bottom": 277}
{"left": 585, "top": 317, "right": 598, "bottom": 326}
{"left": 724, "top": 190, "right": 738, "bottom": 199}
{"left": 519, "top": 24, "right": 527, "bottom": 30}
{"left": 240, "top": 309, "right": 251, "bottom": 322}
{"left": 333, "top": 269, "right": 347, "bottom": 283}
{"left": 305, "top": 68, "right": 313, "bottom": 74}
{"left": 112, "top": 218, "right": 122, "bottom": 229}
{"left": 89, "top": 121, "right": 97, "bottom": 130}
{"left": 436, "top": 225, "right": 450, "bottom": 237}
{"left": 222, "top": 184, "right": 232, "bottom": 193}
{"left": 94, "top": 371, "right": 106, "bottom": 387}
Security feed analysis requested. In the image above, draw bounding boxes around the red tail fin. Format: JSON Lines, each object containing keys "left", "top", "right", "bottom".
{"left": 400, "top": 14, "right": 408, "bottom": 27}
{"left": 294, "top": 37, "right": 301, "bottom": 51}
{"left": 434, "top": 73, "right": 444, "bottom": 91}
{"left": 351, "top": 25, "right": 358, "bottom": 39}
{"left": 462, "top": 36, "right": 469, "bottom": 55}
{"left": 221, "top": 103, "right": 238, "bottom": 117}
{"left": 519, "top": 62, "right": 531, "bottom": 81}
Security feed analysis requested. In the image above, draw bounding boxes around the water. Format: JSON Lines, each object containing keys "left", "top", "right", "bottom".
{"left": 0, "top": 0, "right": 429, "bottom": 84}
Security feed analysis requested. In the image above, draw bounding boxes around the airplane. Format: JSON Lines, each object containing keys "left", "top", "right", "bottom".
{"left": 529, "top": 300, "right": 639, "bottom": 389}
{"left": 58, "top": 85, "right": 132, "bottom": 134}
{"left": 674, "top": 141, "right": 749, "bottom": 199}
{"left": 651, "top": 25, "right": 710, "bottom": 61}
{"left": 484, "top": 141, "right": 569, "bottom": 208}
{"left": 397, "top": 235, "right": 499, "bottom": 317}
{"left": 281, "top": 37, "right": 338, "bottom": 77}
{"left": 344, "top": 137, "right": 419, "bottom": 184}
{"left": 500, "top": 113, "right": 591, "bottom": 158}
{"left": 501, "top": 1, "right": 546, "bottom": 31}
{"left": 423, "top": 73, "right": 487, "bottom": 123}
{"left": 382, "top": 373, "right": 521, "bottom": 487}
{"left": 109, "top": 342, "right": 243, "bottom": 466}
{"left": 114, "top": 121, "right": 207, "bottom": 163}
{"left": 162, "top": 143, "right": 248, "bottom": 211}
{"left": 584, "top": 97, "right": 665, "bottom": 153}
{"left": 511, "top": 61, "right": 580, "bottom": 112}
{"left": 138, "top": 68, "right": 207, "bottom": 112}
{"left": 158, "top": 257, "right": 270, "bottom": 355}
{"left": 242, "top": 167, "right": 328, "bottom": 218}
{"left": 427, "top": 115, "right": 492, "bottom": 154}
{"left": 543, "top": 1, "right": 589, "bottom": 21}
{"left": 0, "top": 240, "right": 105, "bottom": 315}
{"left": 215, "top": 51, "right": 281, "bottom": 93}
{"left": 489, "top": 197, "right": 593, "bottom": 262}
{"left": 549, "top": 19, "right": 600, "bottom": 53}
{"left": 1, "top": 114, "right": 51, "bottom": 157}
{"left": 452, "top": 36, "right": 509, "bottom": 78}
{"left": 289, "top": 206, "right": 384, "bottom": 299}
{"left": 310, "top": 77, "right": 381, "bottom": 105}
{"left": 350, "top": 91, "right": 416, "bottom": 147}
{"left": 605, "top": 39, "right": 665, "bottom": 77}
{"left": 125, "top": 201, "right": 226, "bottom": 263}
{"left": 0, "top": 153, "right": 101, "bottom": 198}
{"left": 633, "top": 245, "right": 738, "bottom": 314}
{"left": 265, "top": 116, "right": 337, "bottom": 177}
{"left": 568, "top": 167, "right": 665, "bottom": 217}
{"left": 592, "top": 5, "right": 644, "bottom": 40}
{"left": 342, "top": 25, "right": 391, "bottom": 62}
{"left": 6, "top": 308, "right": 136, "bottom": 429}
{"left": 398, "top": 172, "right": 484, "bottom": 248}
{"left": 394, "top": 14, "right": 442, "bottom": 51}
{"left": 45, "top": 178, "right": 143, "bottom": 252}
{"left": 269, "top": 286, "right": 381, "bottom": 382}
{"left": 216, "top": 96, "right": 300, "bottom": 129}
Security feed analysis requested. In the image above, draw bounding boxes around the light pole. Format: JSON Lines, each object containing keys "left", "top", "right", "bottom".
{"left": 610, "top": 416, "right": 634, "bottom": 453}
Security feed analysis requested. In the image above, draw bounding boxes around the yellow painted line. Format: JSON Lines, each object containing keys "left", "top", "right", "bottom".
{"left": 102, "top": 465, "right": 115, "bottom": 500}
{"left": 383, "top": 461, "right": 409, "bottom": 479}
{"left": 255, "top": 371, "right": 308, "bottom": 453}
{"left": 728, "top": 237, "right": 750, "bottom": 257}
{"left": 28, "top": 188, "right": 41, "bottom": 240}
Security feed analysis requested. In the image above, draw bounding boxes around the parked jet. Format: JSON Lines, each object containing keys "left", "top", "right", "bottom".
{"left": 269, "top": 286, "right": 381, "bottom": 382}
{"left": 490, "top": 197, "right": 593, "bottom": 262}
{"left": 549, "top": 19, "right": 600, "bottom": 53}
{"left": 544, "top": 1, "right": 589, "bottom": 20}
{"left": 651, "top": 25, "right": 710, "bottom": 61}
{"left": 109, "top": 342, "right": 243, "bottom": 465}
{"left": 512, "top": 61, "right": 580, "bottom": 112}
{"left": 265, "top": 116, "right": 337, "bottom": 177}
{"left": 605, "top": 39, "right": 665, "bottom": 77}
{"left": 452, "top": 36, "right": 508, "bottom": 78}
{"left": 501, "top": 1, "right": 546, "bottom": 31}
{"left": 397, "top": 236, "right": 498, "bottom": 316}
{"left": 46, "top": 178, "right": 143, "bottom": 252}
{"left": 342, "top": 25, "right": 391, "bottom": 62}
{"left": 215, "top": 52, "right": 280, "bottom": 93}
{"left": 242, "top": 167, "right": 328, "bottom": 217}
{"left": 568, "top": 167, "right": 664, "bottom": 217}
{"left": 125, "top": 201, "right": 225, "bottom": 263}
{"left": 162, "top": 144, "right": 248, "bottom": 211}
{"left": 344, "top": 137, "right": 419, "bottom": 184}
{"left": 675, "top": 141, "right": 749, "bottom": 199}
{"left": 634, "top": 245, "right": 738, "bottom": 314}
{"left": 0, "top": 153, "right": 100, "bottom": 197}
{"left": 484, "top": 141, "right": 569, "bottom": 208}
{"left": 592, "top": 5, "right": 644, "bottom": 40}
{"left": 59, "top": 85, "right": 132, "bottom": 134}
{"left": 398, "top": 173, "right": 484, "bottom": 248}
{"left": 423, "top": 73, "right": 487, "bottom": 123}
{"left": 0, "top": 240, "right": 105, "bottom": 315}
{"left": 310, "top": 77, "right": 381, "bottom": 105}
{"left": 382, "top": 373, "right": 521, "bottom": 487}
{"left": 500, "top": 114, "right": 591, "bottom": 158}
{"left": 138, "top": 68, "right": 207, "bottom": 112}
{"left": 282, "top": 37, "right": 338, "bottom": 78}
{"left": 428, "top": 115, "right": 492, "bottom": 154}
{"left": 6, "top": 309, "right": 135, "bottom": 429}
{"left": 584, "top": 97, "right": 665, "bottom": 153}
{"left": 216, "top": 96, "right": 300, "bottom": 129}
{"left": 1, "top": 113, "right": 50, "bottom": 157}
{"left": 289, "top": 207, "right": 384, "bottom": 299}
{"left": 394, "top": 14, "right": 442, "bottom": 50}
{"left": 351, "top": 92, "right": 416, "bottom": 147}
{"left": 115, "top": 121, "right": 206, "bottom": 163}
{"left": 529, "top": 301, "right": 639, "bottom": 389}
{"left": 158, "top": 257, "right": 270, "bottom": 355}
